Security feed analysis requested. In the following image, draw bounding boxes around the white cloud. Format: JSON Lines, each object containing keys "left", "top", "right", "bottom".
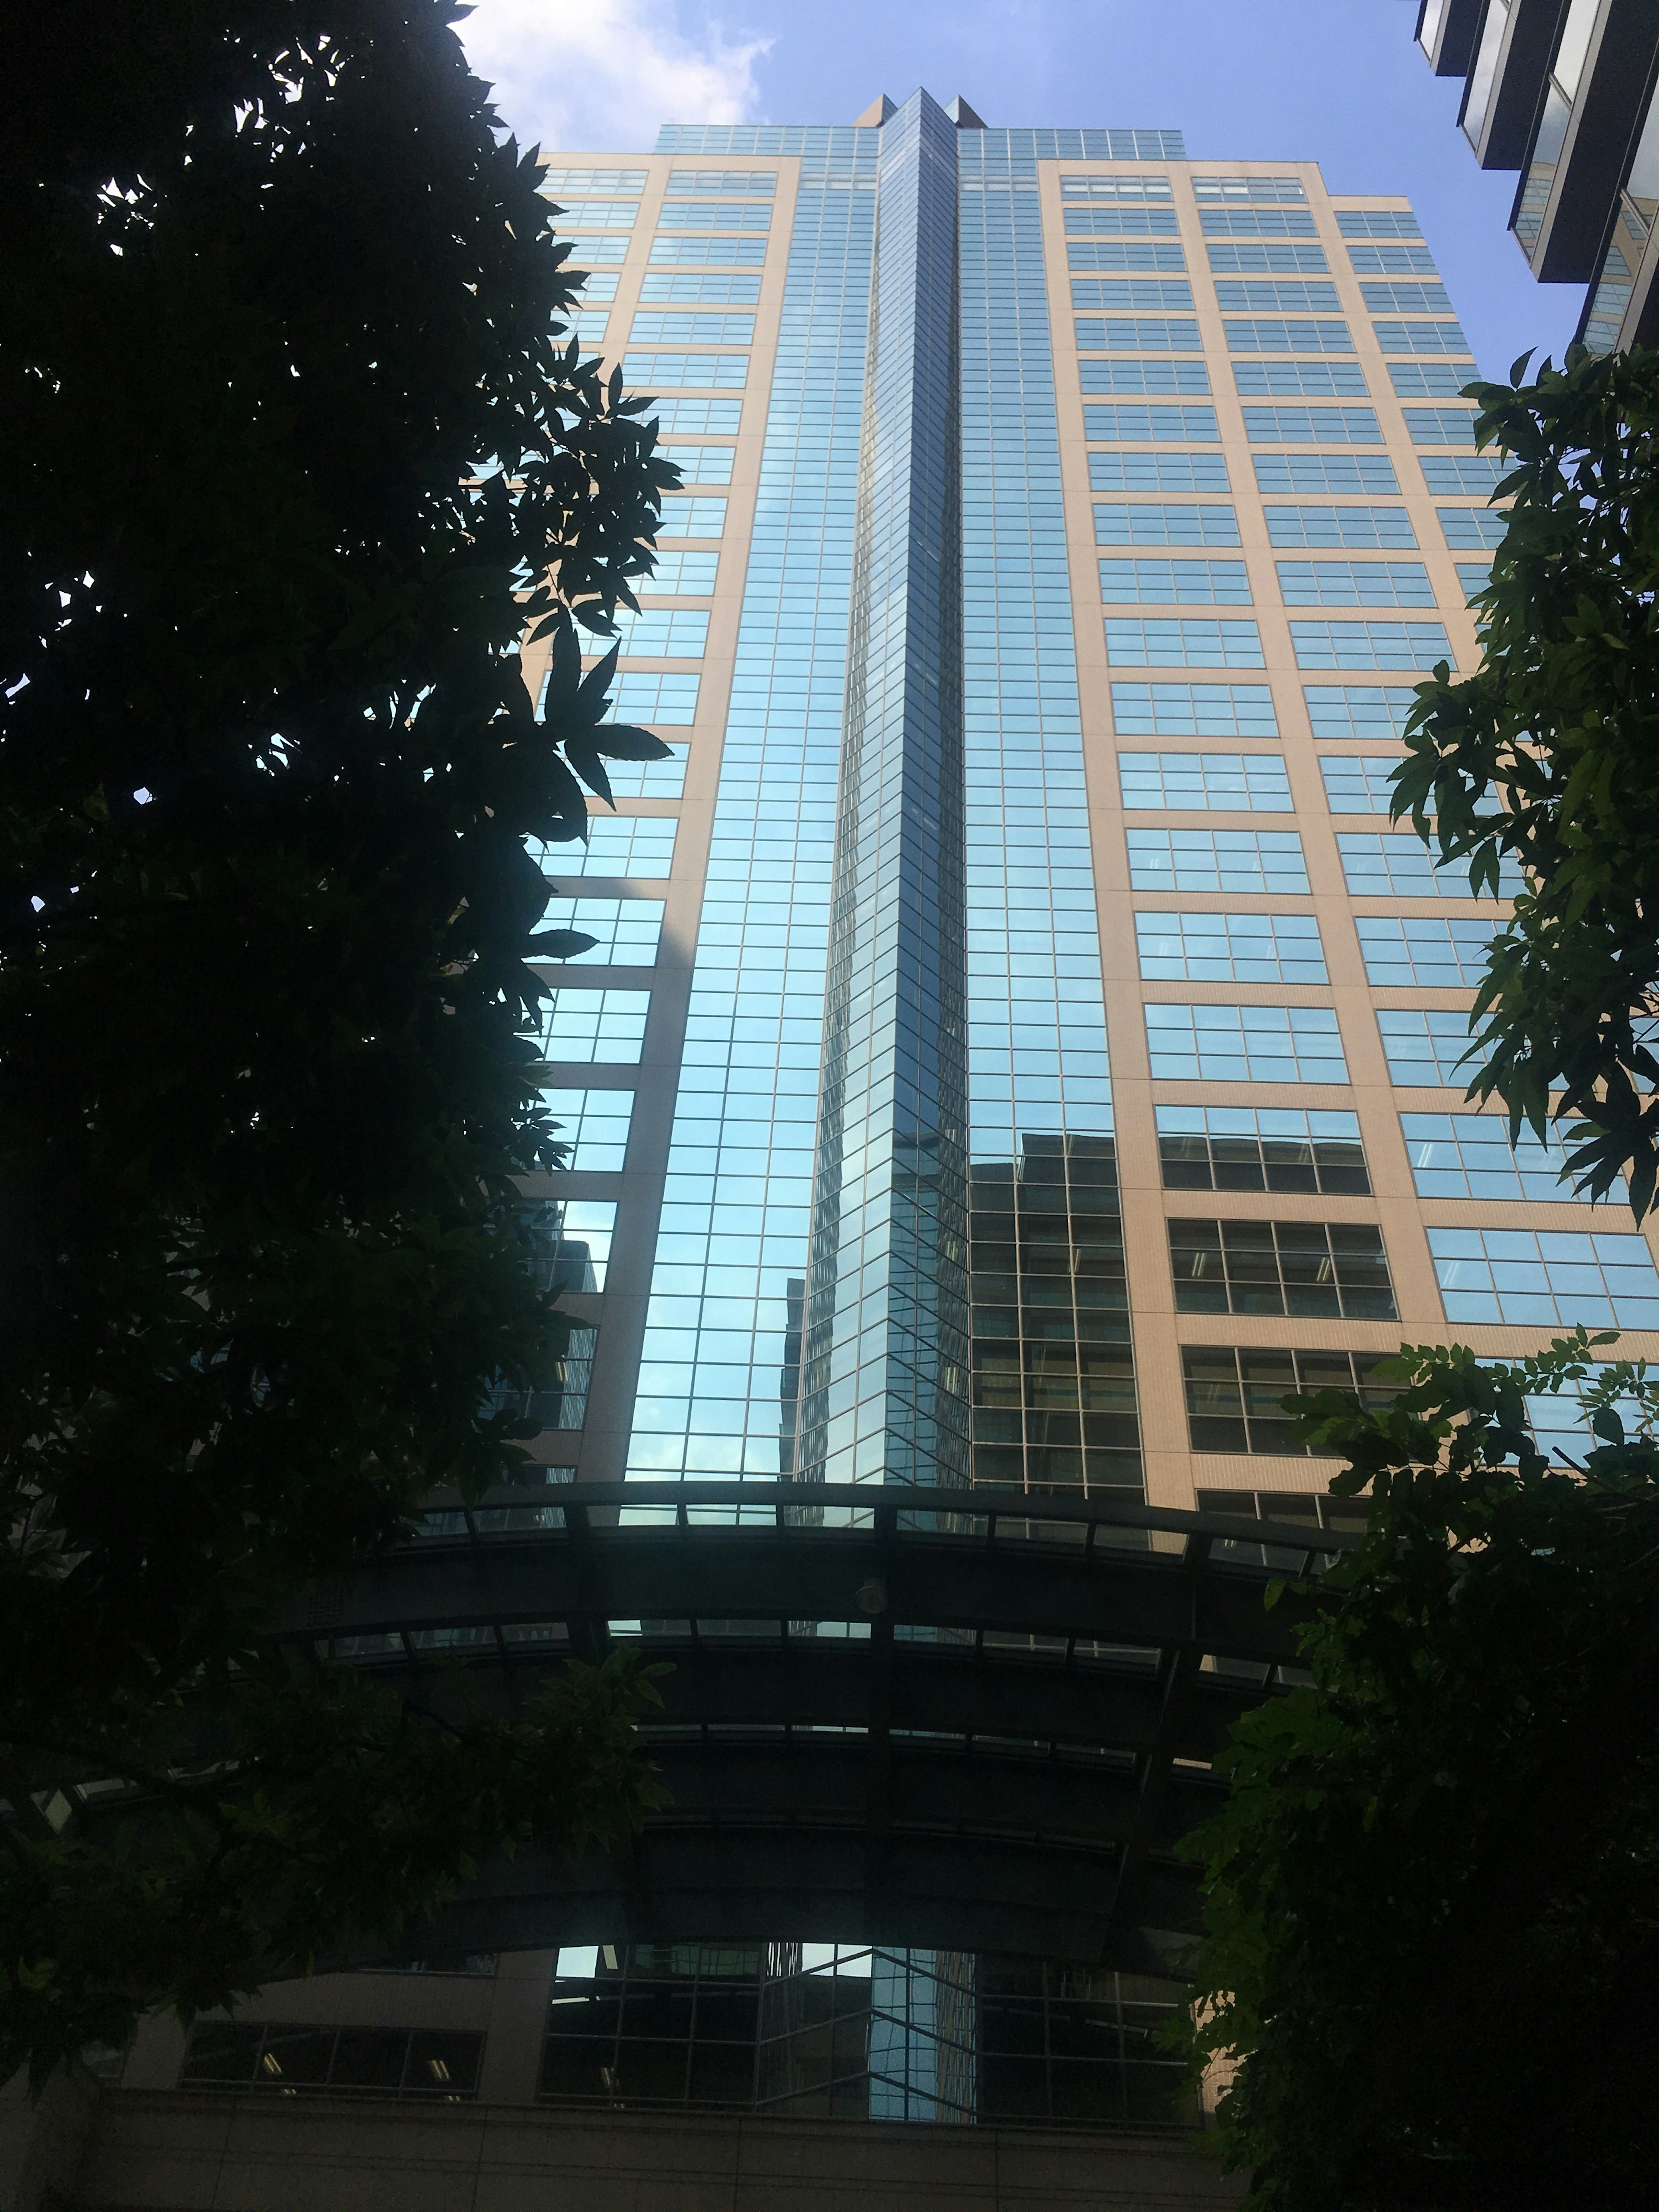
{"left": 458, "top": 0, "right": 772, "bottom": 153}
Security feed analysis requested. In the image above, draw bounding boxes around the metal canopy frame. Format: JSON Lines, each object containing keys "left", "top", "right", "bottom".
{"left": 285, "top": 1483, "right": 1357, "bottom": 1971}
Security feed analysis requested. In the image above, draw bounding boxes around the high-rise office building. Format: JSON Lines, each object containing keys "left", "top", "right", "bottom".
{"left": 1414, "top": 0, "right": 1659, "bottom": 349}
{"left": 25, "top": 89, "right": 1659, "bottom": 2211}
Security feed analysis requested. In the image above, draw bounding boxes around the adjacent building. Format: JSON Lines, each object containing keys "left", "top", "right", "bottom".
{"left": 36, "top": 88, "right": 1659, "bottom": 2201}
{"left": 1415, "top": 0, "right": 1659, "bottom": 348}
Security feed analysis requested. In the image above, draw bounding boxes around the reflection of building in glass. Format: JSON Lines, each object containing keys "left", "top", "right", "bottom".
{"left": 68, "top": 87, "right": 1659, "bottom": 2206}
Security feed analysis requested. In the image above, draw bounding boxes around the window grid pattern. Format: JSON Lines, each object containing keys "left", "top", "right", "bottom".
{"left": 629, "top": 312, "right": 757, "bottom": 346}
{"left": 1106, "top": 619, "right": 1264, "bottom": 667}
{"left": 1234, "top": 362, "right": 1368, "bottom": 397}
{"left": 1347, "top": 244, "right": 1439, "bottom": 275}
{"left": 1291, "top": 620, "right": 1452, "bottom": 671}
{"left": 640, "top": 549, "right": 720, "bottom": 594}
{"left": 530, "top": 818, "right": 677, "bottom": 879}
{"left": 600, "top": 746, "right": 688, "bottom": 800}
{"left": 1254, "top": 454, "right": 1400, "bottom": 495}
{"left": 540, "top": 1087, "right": 636, "bottom": 1174}
{"left": 1075, "top": 317, "right": 1203, "bottom": 351}
{"left": 622, "top": 353, "right": 750, "bottom": 388}
{"left": 1099, "top": 559, "right": 1250, "bottom": 605}
{"left": 1214, "top": 280, "right": 1341, "bottom": 311}
{"left": 1319, "top": 755, "right": 1402, "bottom": 813}
{"left": 533, "top": 899, "right": 665, "bottom": 963}
{"left": 1224, "top": 319, "right": 1356, "bottom": 356}
{"left": 1065, "top": 240, "right": 1187, "bottom": 269}
{"left": 1303, "top": 685, "right": 1416, "bottom": 739}
{"left": 648, "top": 236, "right": 770, "bottom": 267}
{"left": 1377, "top": 1007, "right": 1481, "bottom": 1088}
{"left": 1265, "top": 507, "right": 1416, "bottom": 550}
{"left": 1136, "top": 912, "right": 1326, "bottom": 985}
{"left": 606, "top": 608, "right": 710, "bottom": 657}
{"left": 1183, "top": 1346, "right": 1395, "bottom": 1455}
{"left": 1438, "top": 506, "right": 1509, "bottom": 550}
{"left": 1404, "top": 407, "right": 1478, "bottom": 447}
{"left": 1158, "top": 1106, "right": 1366, "bottom": 1195}
{"left": 523, "top": 1196, "right": 618, "bottom": 1294}
{"left": 1278, "top": 560, "right": 1436, "bottom": 607}
{"left": 1207, "top": 242, "right": 1330, "bottom": 273}
{"left": 643, "top": 398, "right": 744, "bottom": 433}
{"left": 1429, "top": 1230, "right": 1659, "bottom": 1331}
{"left": 1388, "top": 362, "right": 1475, "bottom": 398}
{"left": 1402, "top": 1114, "right": 1601, "bottom": 1204}
{"left": 629, "top": 164, "right": 873, "bottom": 1484}
{"left": 1126, "top": 829, "right": 1308, "bottom": 896}
{"left": 1080, "top": 361, "right": 1212, "bottom": 395}
{"left": 656, "top": 497, "right": 728, "bottom": 537}
{"left": 1340, "top": 834, "right": 1522, "bottom": 900}
{"left": 1083, "top": 403, "right": 1219, "bottom": 441}
{"left": 1170, "top": 1220, "right": 1396, "bottom": 1319}
{"left": 1200, "top": 210, "right": 1318, "bottom": 238}
{"left": 1373, "top": 319, "right": 1471, "bottom": 354}
{"left": 658, "top": 444, "right": 736, "bottom": 483}
{"left": 1119, "top": 753, "right": 1291, "bottom": 811}
{"left": 1244, "top": 406, "right": 1383, "bottom": 444}
{"left": 521, "top": 989, "right": 651, "bottom": 1065}
{"left": 1356, "top": 916, "right": 1495, "bottom": 988}
{"left": 1361, "top": 280, "right": 1454, "bottom": 313}
{"left": 1071, "top": 278, "right": 1195, "bottom": 311}
{"left": 1093, "top": 502, "right": 1238, "bottom": 547}
{"left": 1109, "top": 683, "right": 1276, "bottom": 738}
{"left": 1145, "top": 1004, "right": 1348, "bottom": 1086}
{"left": 960, "top": 159, "right": 1131, "bottom": 1501}
{"left": 1335, "top": 210, "right": 1423, "bottom": 239}
{"left": 1420, "top": 456, "right": 1509, "bottom": 494}
{"left": 1088, "top": 452, "right": 1231, "bottom": 493}
{"left": 641, "top": 273, "right": 763, "bottom": 304}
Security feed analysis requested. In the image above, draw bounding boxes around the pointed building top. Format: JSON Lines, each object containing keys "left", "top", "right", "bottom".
{"left": 855, "top": 94, "right": 896, "bottom": 127}
{"left": 945, "top": 95, "right": 986, "bottom": 129}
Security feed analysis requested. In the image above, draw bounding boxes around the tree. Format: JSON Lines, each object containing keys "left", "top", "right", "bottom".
{"left": 1396, "top": 344, "right": 1659, "bottom": 1215}
{"left": 0, "top": 0, "right": 676, "bottom": 2079}
{"left": 1175, "top": 1333, "right": 1659, "bottom": 2211}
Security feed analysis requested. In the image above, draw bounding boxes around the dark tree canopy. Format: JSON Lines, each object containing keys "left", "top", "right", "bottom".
{"left": 0, "top": 0, "right": 676, "bottom": 2079}
{"left": 1176, "top": 1334, "right": 1659, "bottom": 2212}
{"left": 1396, "top": 345, "right": 1659, "bottom": 1217}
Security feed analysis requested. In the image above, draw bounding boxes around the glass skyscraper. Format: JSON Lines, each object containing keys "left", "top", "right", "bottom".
{"left": 83, "top": 90, "right": 1659, "bottom": 2183}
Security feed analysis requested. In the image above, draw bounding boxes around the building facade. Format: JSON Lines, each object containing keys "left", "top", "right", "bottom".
{"left": 1414, "top": 0, "right": 1659, "bottom": 350}
{"left": 46, "top": 89, "right": 1659, "bottom": 2190}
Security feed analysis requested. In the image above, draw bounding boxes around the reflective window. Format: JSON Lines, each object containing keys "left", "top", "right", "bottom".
{"left": 1066, "top": 239, "right": 1187, "bottom": 269}
{"left": 1388, "top": 360, "right": 1476, "bottom": 397}
{"left": 181, "top": 2022, "right": 485, "bottom": 2098}
{"left": 1126, "top": 827, "right": 1308, "bottom": 894}
{"left": 1208, "top": 242, "right": 1329, "bottom": 273}
{"left": 1158, "top": 1106, "right": 1365, "bottom": 1193}
{"left": 1404, "top": 407, "right": 1479, "bottom": 446}
{"left": 529, "top": 817, "right": 677, "bottom": 878}
{"left": 1136, "top": 912, "right": 1326, "bottom": 985}
{"left": 1376, "top": 1007, "right": 1479, "bottom": 1087}
{"left": 1185, "top": 1346, "right": 1396, "bottom": 1453}
{"left": 1145, "top": 1003, "right": 1347, "bottom": 1084}
{"left": 1428, "top": 1229, "right": 1659, "bottom": 1331}
{"left": 1319, "top": 754, "right": 1402, "bottom": 812}
{"left": 1302, "top": 684, "right": 1417, "bottom": 738}
{"left": 540, "top": 168, "right": 648, "bottom": 195}
{"left": 648, "top": 235, "right": 769, "bottom": 267}
{"left": 520, "top": 988, "right": 652, "bottom": 1065}
{"left": 521, "top": 1197, "right": 617, "bottom": 1293}
{"left": 1290, "top": 620, "right": 1452, "bottom": 670}
{"left": 664, "top": 170, "right": 777, "bottom": 194}
{"left": 1099, "top": 558, "right": 1250, "bottom": 604}
{"left": 605, "top": 608, "right": 709, "bottom": 657}
{"left": 656, "top": 203, "right": 772, "bottom": 230}
{"left": 1235, "top": 360, "right": 1367, "bottom": 396}
{"left": 1072, "top": 277, "right": 1195, "bottom": 310}
{"left": 1373, "top": 318, "right": 1471, "bottom": 354}
{"left": 606, "top": 674, "right": 700, "bottom": 725}
{"left": 1106, "top": 619, "right": 1264, "bottom": 667}
{"left": 1075, "top": 317, "right": 1204, "bottom": 351}
{"left": 540, "top": 1087, "right": 636, "bottom": 1173}
{"left": 1084, "top": 402, "right": 1218, "bottom": 439}
{"left": 1062, "top": 175, "right": 1175, "bottom": 199}
{"left": 1243, "top": 405, "right": 1382, "bottom": 443}
{"left": 1456, "top": 559, "right": 1492, "bottom": 599}
{"left": 1362, "top": 281, "right": 1455, "bottom": 314}
{"left": 1088, "top": 451, "right": 1230, "bottom": 491}
{"left": 1339, "top": 833, "right": 1522, "bottom": 899}
{"left": 622, "top": 352, "right": 748, "bottom": 387}
{"left": 1265, "top": 506, "right": 1415, "bottom": 549}
{"left": 1335, "top": 210, "right": 1424, "bottom": 239}
{"left": 1437, "top": 506, "right": 1509, "bottom": 550}
{"left": 1221, "top": 321, "right": 1354, "bottom": 354}
{"left": 629, "top": 311, "right": 756, "bottom": 346}
{"left": 1094, "top": 502, "right": 1238, "bottom": 546}
{"left": 1255, "top": 454, "right": 1400, "bottom": 494}
{"left": 642, "top": 397, "right": 743, "bottom": 433}
{"left": 533, "top": 898, "right": 665, "bottom": 963}
{"left": 1169, "top": 1219, "right": 1395, "bottom": 1319}
{"left": 655, "top": 497, "right": 728, "bottom": 537}
{"left": 1215, "top": 280, "right": 1342, "bottom": 312}
{"left": 657, "top": 444, "right": 735, "bottom": 482}
{"left": 1200, "top": 209, "right": 1318, "bottom": 237}
{"left": 599, "top": 745, "right": 688, "bottom": 799}
{"left": 1119, "top": 753, "right": 1290, "bottom": 810}
{"left": 1401, "top": 1114, "right": 1602, "bottom": 1203}
{"left": 1278, "top": 560, "right": 1436, "bottom": 607}
{"left": 1347, "top": 243, "right": 1439, "bottom": 274}
{"left": 1355, "top": 915, "right": 1495, "bottom": 988}
{"left": 1192, "top": 176, "right": 1307, "bottom": 202}
{"left": 639, "top": 273, "right": 762, "bottom": 304}
{"left": 1420, "top": 455, "right": 1508, "bottom": 493}
{"left": 1081, "top": 360, "right": 1212, "bottom": 394}
{"left": 641, "top": 549, "right": 720, "bottom": 594}
{"left": 1110, "top": 683, "right": 1277, "bottom": 737}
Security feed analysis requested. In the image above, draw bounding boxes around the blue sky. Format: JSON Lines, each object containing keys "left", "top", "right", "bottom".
{"left": 460, "top": 0, "right": 1585, "bottom": 380}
